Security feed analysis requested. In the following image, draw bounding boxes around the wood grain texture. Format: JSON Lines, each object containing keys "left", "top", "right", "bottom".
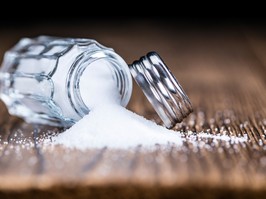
{"left": 0, "top": 22, "right": 265, "bottom": 198}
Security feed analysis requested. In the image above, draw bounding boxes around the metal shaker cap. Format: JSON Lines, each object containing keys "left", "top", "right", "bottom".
{"left": 129, "top": 52, "right": 193, "bottom": 128}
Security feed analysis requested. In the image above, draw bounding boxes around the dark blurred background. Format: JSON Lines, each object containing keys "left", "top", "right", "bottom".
{"left": 1, "top": 16, "right": 266, "bottom": 27}
{"left": 1, "top": 15, "right": 266, "bottom": 57}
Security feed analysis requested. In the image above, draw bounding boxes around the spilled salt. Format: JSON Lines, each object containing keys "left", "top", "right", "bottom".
{"left": 52, "top": 60, "right": 183, "bottom": 149}
{"left": 53, "top": 104, "right": 182, "bottom": 149}
{"left": 50, "top": 60, "right": 248, "bottom": 150}
{"left": 185, "top": 131, "right": 248, "bottom": 146}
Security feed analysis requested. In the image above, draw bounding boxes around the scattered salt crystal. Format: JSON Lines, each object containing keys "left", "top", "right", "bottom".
{"left": 195, "top": 132, "right": 248, "bottom": 143}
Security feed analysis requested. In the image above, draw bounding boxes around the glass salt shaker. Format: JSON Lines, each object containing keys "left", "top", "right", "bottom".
{"left": 0, "top": 36, "right": 192, "bottom": 128}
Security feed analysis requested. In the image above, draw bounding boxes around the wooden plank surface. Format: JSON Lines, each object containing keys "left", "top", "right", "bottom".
{"left": 0, "top": 22, "right": 265, "bottom": 198}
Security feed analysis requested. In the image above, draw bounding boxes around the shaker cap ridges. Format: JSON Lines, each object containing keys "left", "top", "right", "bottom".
{"left": 129, "top": 52, "right": 193, "bottom": 128}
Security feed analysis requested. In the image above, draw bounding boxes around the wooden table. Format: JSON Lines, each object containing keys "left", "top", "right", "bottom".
{"left": 0, "top": 22, "right": 265, "bottom": 198}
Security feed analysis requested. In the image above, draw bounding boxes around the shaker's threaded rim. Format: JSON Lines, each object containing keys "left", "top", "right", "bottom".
{"left": 129, "top": 52, "right": 193, "bottom": 128}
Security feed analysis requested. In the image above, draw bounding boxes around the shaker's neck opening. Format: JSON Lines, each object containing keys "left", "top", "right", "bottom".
{"left": 68, "top": 50, "right": 133, "bottom": 118}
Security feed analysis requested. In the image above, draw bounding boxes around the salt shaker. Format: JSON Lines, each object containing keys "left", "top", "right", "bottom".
{"left": 0, "top": 36, "right": 192, "bottom": 128}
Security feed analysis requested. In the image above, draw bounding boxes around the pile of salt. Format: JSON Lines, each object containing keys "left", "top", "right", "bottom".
{"left": 52, "top": 61, "right": 183, "bottom": 149}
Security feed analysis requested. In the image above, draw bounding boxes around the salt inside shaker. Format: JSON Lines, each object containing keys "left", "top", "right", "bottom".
{"left": 0, "top": 36, "right": 192, "bottom": 128}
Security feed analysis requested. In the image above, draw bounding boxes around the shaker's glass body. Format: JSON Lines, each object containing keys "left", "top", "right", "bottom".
{"left": 0, "top": 36, "right": 132, "bottom": 126}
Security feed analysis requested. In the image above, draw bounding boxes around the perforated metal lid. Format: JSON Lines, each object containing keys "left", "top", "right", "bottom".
{"left": 129, "top": 52, "right": 193, "bottom": 128}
